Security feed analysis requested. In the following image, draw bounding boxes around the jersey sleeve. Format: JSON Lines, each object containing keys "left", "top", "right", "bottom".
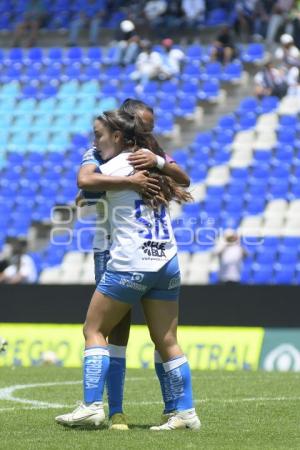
{"left": 81, "top": 148, "right": 101, "bottom": 168}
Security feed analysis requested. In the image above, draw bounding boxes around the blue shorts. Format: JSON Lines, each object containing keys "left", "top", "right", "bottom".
{"left": 96, "top": 255, "right": 181, "bottom": 304}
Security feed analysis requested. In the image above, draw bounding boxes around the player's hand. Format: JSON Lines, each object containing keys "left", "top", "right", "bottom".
{"left": 128, "top": 150, "right": 157, "bottom": 170}
{"left": 129, "top": 170, "right": 160, "bottom": 197}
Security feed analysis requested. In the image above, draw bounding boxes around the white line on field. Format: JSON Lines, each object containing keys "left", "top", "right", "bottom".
{"left": 0, "top": 381, "right": 300, "bottom": 412}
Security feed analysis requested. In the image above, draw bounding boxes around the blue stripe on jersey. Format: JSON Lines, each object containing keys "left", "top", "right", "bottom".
{"left": 81, "top": 147, "right": 105, "bottom": 203}
{"left": 81, "top": 147, "right": 104, "bottom": 167}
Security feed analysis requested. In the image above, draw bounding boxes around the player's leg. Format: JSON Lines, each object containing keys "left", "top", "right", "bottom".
{"left": 142, "top": 299, "right": 200, "bottom": 431}
{"left": 94, "top": 251, "right": 131, "bottom": 429}
{"left": 106, "top": 310, "right": 131, "bottom": 429}
{"left": 55, "top": 289, "right": 131, "bottom": 428}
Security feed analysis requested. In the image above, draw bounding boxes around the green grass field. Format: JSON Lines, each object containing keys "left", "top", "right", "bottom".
{"left": 0, "top": 367, "right": 299, "bottom": 450}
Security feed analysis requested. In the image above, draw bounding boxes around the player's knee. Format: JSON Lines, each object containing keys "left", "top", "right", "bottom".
{"left": 150, "top": 332, "right": 177, "bottom": 350}
{"left": 82, "top": 322, "right": 96, "bottom": 341}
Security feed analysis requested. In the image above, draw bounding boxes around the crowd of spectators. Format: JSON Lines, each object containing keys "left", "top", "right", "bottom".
{"left": 254, "top": 32, "right": 300, "bottom": 99}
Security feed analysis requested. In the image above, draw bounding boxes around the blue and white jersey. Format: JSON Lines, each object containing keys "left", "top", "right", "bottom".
{"left": 80, "top": 147, "right": 110, "bottom": 253}
{"left": 100, "top": 152, "right": 177, "bottom": 272}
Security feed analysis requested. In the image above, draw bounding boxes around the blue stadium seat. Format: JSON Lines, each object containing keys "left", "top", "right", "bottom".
{"left": 247, "top": 180, "right": 268, "bottom": 196}
{"left": 175, "top": 97, "right": 197, "bottom": 117}
{"left": 253, "top": 149, "right": 272, "bottom": 163}
{"left": 256, "top": 250, "right": 276, "bottom": 264}
{"left": 157, "top": 81, "right": 178, "bottom": 99}
{"left": 181, "top": 64, "right": 202, "bottom": 82}
{"left": 238, "top": 97, "right": 259, "bottom": 114}
{"left": 84, "top": 47, "right": 102, "bottom": 64}
{"left": 221, "top": 62, "right": 242, "bottom": 83}
{"left": 154, "top": 116, "right": 174, "bottom": 135}
{"left": 206, "top": 8, "right": 228, "bottom": 26}
{"left": 252, "top": 264, "right": 273, "bottom": 284}
{"left": 26, "top": 47, "right": 43, "bottom": 64}
{"left": 200, "top": 62, "right": 223, "bottom": 81}
{"left": 277, "top": 128, "right": 296, "bottom": 144}
{"left": 263, "top": 236, "right": 281, "bottom": 248}
{"left": 251, "top": 163, "right": 270, "bottom": 179}
{"left": 226, "top": 181, "right": 247, "bottom": 196}
{"left": 172, "top": 149, "right": 189, "bottom": 166}
{"left": 259, "top": 96, "right": 279, "bottom": 113}
{"left": 178, "top": 81, "right": 199, "bottom": 99}
{"left": 198, "top": 80, "right": 220, "bottom": 101}
{"left": 279, "top": 115, "right": 297, "bottom": 128}
{"left": 242, "top": 43, "right": 265, "bottom": 63}
{"left": 231, "top": 167, "right": 249, "bottom": 180}
{"left": 189, "top": 165, "right": 207, "bottom": 182}
{"left": 186, "top": 44, "right": 204, "bottom": 63}
{"left": 46, "top": 48, "right": 63, "bottom": 63}
{"left": 216, "top": 114, "right": 236, "bottom": 131}
{"left": 277, "top": 251, "right": 298, "bottom": 265}
{"left": 273, "top": 264, "right": 295, "bottom": 284}
{"left": 7, "top": 47, "right": 23, "bottom": 63}
{"left": 267, "top": 180, "right": 289, "bottom": 199}
{"left": 238, "top": 112, "right": 257, "bottom": 130}
{"left": 244, "top": 197, "right": 265, "bottom": 215}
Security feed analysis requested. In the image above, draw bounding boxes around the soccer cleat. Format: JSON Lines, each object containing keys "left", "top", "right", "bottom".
{"left": 55, "top": 402, "right": 105, "bottom": 428}
{"left": 160, "top": 412, "right": 175, "bottom": 424}
{"left": 150, "top": 409, "right": 201, "bottom": 431}
{"left": 108, "top": 413, "right": 129, "bottom": 430}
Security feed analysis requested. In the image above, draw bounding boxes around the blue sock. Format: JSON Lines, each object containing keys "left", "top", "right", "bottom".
{"left": 106, "top": 344, "right": 126, "bottom": 418}
{"left": 83, "top": 346, "right": 110, "bottom": 405}
{"left": 154, "top": 350, "right": 176, "bottom": 413}
{"left": 163, "top": 355, "right": 194, "bottom": 412}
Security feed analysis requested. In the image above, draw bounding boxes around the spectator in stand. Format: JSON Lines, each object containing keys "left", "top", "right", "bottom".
{"left": 234, "top": 0, "right": 257, "bottom": 41}
{"left": 12, "top": 0, "right": 47, "bottom": 47}
{"left": 158, "top": 38, "right": 185, "bottom": 79}
{"left": 266, "top": 0, "right": 295, "bottom": 44}
{"left": 164, "top": 0, "right": 184, "bottom": 30}
{"left": 112, "top": 19, "right": 140, "bottom": 66}
{"left": 274, "top": 33, "right": 300, "bottom": 67}
{"left": 254, "top": 60, "right": 287, "bottom": 98}
{"left": 130, "top": 40, "right": 163, "bottom": 87}
{"left": 210, "top": 26, "right": 237, "bottom": 64}
{"left": 214, "top": 229, "right": 246, "bottom": 285}
{"left": 288, "top": 1, "right": 300, "bottom": 48}
{"left": 253, "top": 0, "right": 276, "bottom": 40}
{"left": 144, "top": 0, "right": 168, "bottom": 30}
{"left": 68, "top": 0, "right": 107, "bottom": 46}
{"left": 181, "top": 0, "right": 206, "bottom": 27}
{"left": 0, "top": 241, "right": 37, "bottom": 284}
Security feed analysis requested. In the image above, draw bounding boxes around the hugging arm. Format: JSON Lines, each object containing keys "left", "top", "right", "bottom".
{"left": 128, "top": 150, "right": 190, "bottom": 187}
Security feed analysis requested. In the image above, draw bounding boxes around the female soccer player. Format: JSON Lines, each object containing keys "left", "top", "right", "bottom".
{"left": 77, "top": 99, "right": 190, "bottom": 430}
{"left": 56, "top": 110, "right": 200, "bottom": 431}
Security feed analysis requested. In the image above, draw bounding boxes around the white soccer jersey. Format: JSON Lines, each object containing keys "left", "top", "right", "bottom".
{"left": 100, "top": 152, "right": 177, "bottom": 272}
{"left": 80, "top": 147, "right": 111, "bottom": 252}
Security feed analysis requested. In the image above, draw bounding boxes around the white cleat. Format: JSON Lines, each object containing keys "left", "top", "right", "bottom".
{"left": 150, "top": 409, "right": 201, "bottom": 431}
{"left": 55, "top": 402, "right": 105, "bottom": 428}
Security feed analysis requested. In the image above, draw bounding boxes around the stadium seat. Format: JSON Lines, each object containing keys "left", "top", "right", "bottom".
{"left": 242, "top": 43, "right": 265, "bottom": 63}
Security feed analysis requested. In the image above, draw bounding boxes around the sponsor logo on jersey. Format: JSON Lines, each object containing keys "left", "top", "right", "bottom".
{"left": 142, "top": 241, "right": 166, "bottom": 258}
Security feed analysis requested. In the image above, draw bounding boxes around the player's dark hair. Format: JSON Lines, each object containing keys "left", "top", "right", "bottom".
{"left": 120, "top": 98, "right": 165, "bottom": 157}
{"left": 96, "top": 110, "right": 192, "bottom": 206}
{"left": 120, "top": 98, "right": 153, "bottom": 116}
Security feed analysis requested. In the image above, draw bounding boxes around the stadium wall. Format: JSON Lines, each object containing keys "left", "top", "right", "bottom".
{"left": 1, "top": 285, "right": 300, "bottom": 326}
{"left": 1, "top": 286, "right": 300, "bottom": 371}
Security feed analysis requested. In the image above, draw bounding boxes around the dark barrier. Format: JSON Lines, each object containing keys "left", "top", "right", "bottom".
{"left": 1, "top": 285, "right": 300, "bottom": 327}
